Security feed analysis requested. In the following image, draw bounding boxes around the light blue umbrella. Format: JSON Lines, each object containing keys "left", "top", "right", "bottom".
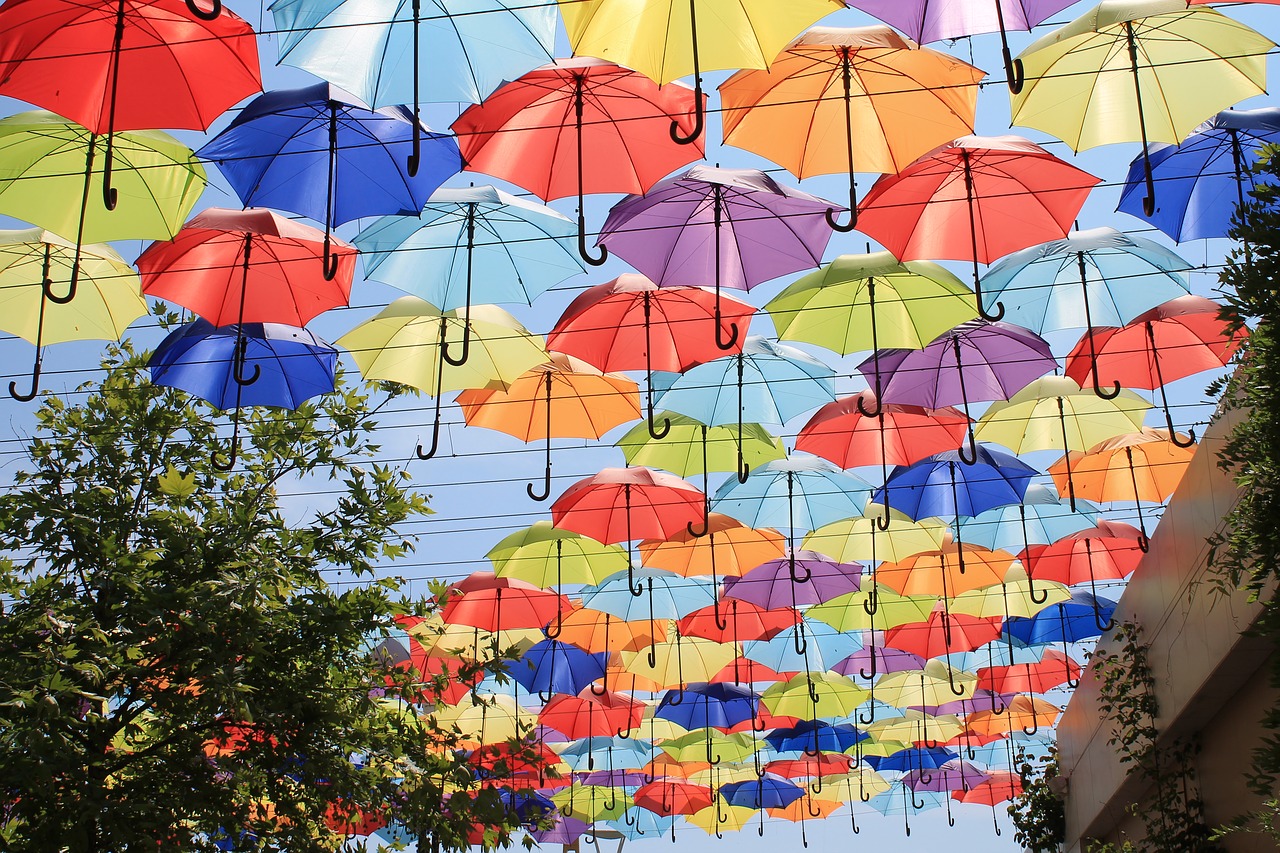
{"left": 559, "top": 737, "right": 654, "bottom": 772}
{"left": 607, "top": 808, "right": 672, "bottom": 841}
{"left": 979, "top": 227, "right": 1189, "bottom": 397}
{"left": 582, "top": 567, "right": 715, "bottom": 622}
{"left": 653, "top": 336, "right": 837, "bottom": 481}
{"left": 864, "top": 783, "right": 948, "bottom": 835}
{"left": 714, "top": 456, "right": 873, "bottom": 550}
{"left": 741, "top": 618, "right": 864, "bottom": 675}
{"left": 355, "top": 185, "right": 584, "bottom": 363}
{"left": 959, "top": 483, "right": 1099, "bottom": 554}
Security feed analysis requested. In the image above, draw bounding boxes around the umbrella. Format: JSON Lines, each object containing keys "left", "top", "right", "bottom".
{"left": 556, "top": 607, "right": 667, "bottom": 654}
{"left": 1117, "top": 108, "right": 1280, "bottom": 242}
{"left": 949, "top": 566, "right": 1072, "bottom": 622}
{"left": 441, "top": 580, "right": 570, "bottom": 632}
{"left": 980, "top": 227, "right": 1190, "bottom": 398}
{"left": 0, "top": 230, "right": 145, "bottom": 401}
{"left": 336, "top": 297, "right": 548, "bottom": 459}
{"left": 845, "top": 0, "right": 1077, "bottom": 91}
{"left": 0, "top": 0, "right": 259, "bottom": 204}
{"left": 883, "top": 606, "right": 1003, "bottom": 660}
{"left": 678, "top": 599, "right": 799, "bottom": 644}
{"left": 741, "top": 619, "right": 864, "bottom": 676}
{"left": 546, "top": 275, "right": 754, "bottom": 438}
{"left": 720, "top": 775, "right": 805, "bottom": 812}
{"left": 1003, "top": 593, "right": 1118, "bottom": 665}
{"left": 599, "top": 165, "right": 834, "bottom": 349}
{"left": 1064, "top": 295, "right": 1245, "bottom": 442}
{"left": 540, "top": 687, "right": 643, "bottom": 741}
{"left": 137, "top": 208, "right": 355, "bottom": 331}
{"left": 760, "top": 673, "right": 868, "bottom": 721}
{"left": 653, "top": 338, "right": 837, "bottom": 480}
{"left": 619, "top": 628, "right": 733, "bottom": 685}
{"left": 975, "top": 376, "right": 1150, "bottom": 510}
{"left": 958, "top": 483, "right": 1099, "bottom": 557}
{"left": 1012, "top": 0, "right": 1273, "bottom": 214}
{"left": 655, "top": 682, "right": 761, "bottom": 739}
{"left": 977, "top": 648, "right": 1081, "bottom": 695}
{"left": 559, "top": 0, "right": 840, "bottom": 145}
{"left": 558, "top": 737, "right": 654, "bottom": 773}
{"left": 451, "top": 58, "right": 703, "bottom": 262}
{"left": 721, "top": 25, "right": 983, "bottom": 229}
{"left": 861, "top": 319, "right": 1057, "bottom": 462}
{"left": 806, "top": 586, "right": 938, "bottom": 634}
{"left": 633, "top": 779, "right": 714, "bottom": 816}
{"left": 270, "top": 0, "right": 554, "bottom": 173}
{"left": 1023, "top": 521, "right": 1143, "bottom": 623}
{"left": 803, "top": 511, "right": 950, "bottom": 565}
{"left": 487, "top": 521, "right": 627, "bottom": 590}
{"left": 149, "top": 320, "right": 337, "bottom": 468}
{"left": 875, "top": 660, "right": 978, "bottom": 709}
{"left": 723, "top": 551, "right": 863, "bottom": 611}
{"left": 510, "top": 639, "right": 608, "bottom": 699}
{"left": 457, "top": 353, "right": 641, "bottom": 500}
{"left": 904, "top": 760, "right": 989, "bottom": 794}
{"left": 766, "top": 721, "right": 867, "bottom": 757}
{"left": 968, "top": 695, "right": 1061, "bottom": 738}
{"left": 198, "top": 83, "right": 459, "bottom": 278}
{"left": 640, "top": 514, "right": 786, "bottom": 578}
{"left": 855, "top": 136, "right": 1100, "bottom": 320}
{"left": 355, "top": 186, "right": 585, "bottom": 366}
{"left": 0, "top": 111, "right": 205, "bottom": 299}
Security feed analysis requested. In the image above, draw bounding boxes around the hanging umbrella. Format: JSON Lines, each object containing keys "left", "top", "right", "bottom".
{"left": 804, "top": 511, "right": 951, "bottom": 566}
{"left": 487, "top": 521, "right": 627, "bottom": 589}
{"left": 457, "top": 353, "right": 641, "bottom": 500}
{"left": 687, "top": 803, "right": 757, "bottom": 837}
{"left": 1003, "top": 593, "right": 1118, "bottom": 657}
{"left": 760, "top": 673, "right": 869, "bottom": 721}
{"left": 861, "top": 320, "right": 1057, "bottom": 462}
{"left": 975, "top": 376, "right": 1150, "bottom": 510}
{"left": 451, "top": 58, "right": 703, "bottom": 262}
{"left": 640, "top": 514, "right": 786, "bottom": 578}
{"left": 271, "top": 0, "right": 553, "bottom": 174}
{"left": 653, "top": 338, "right": 837, "bottom": 480}
{"left": 0, "top": 0, "right": 259, "bottom": 205}
{"left": 336, "top": 297, "right": 548, "bottom": 459}
{"left": 1011, "top": 0, "right": 1273, "bottom": 215}
{"left": 949, "top": 566, "right": 1072, "bottom": 622}
{"left": 855, "top": 136, "right": 1099, "bottom": 320}
{"left": 766, "top": 721, "right": 867, "bottom": 757}
{"left": 0, "top": 230, "right": 145, "bottom": 401}
{"left": 558, "top": 737, "right": 654, "bottom": 772}
{"left": 0, "top": 111, "right": 205, "bottom": 300}
{"left": 741, "top": 619, "right": 864, "bottom": 676}
{"left": 967, "top": 695, "right": 1061, "bottom": 738}
{"left": 958, "top": 483, "right": 1099, "bottom": 556}
{"left": 883, "top": 607, "right": 1003, "bottom": 661}
{"left": 806, "top": 586, "right": 939, "bottom": 634}
{"left": 355, "top": 186, "right": 585, "bottom": 367}
{"left": 873, "top": 447, "right": 1037, "bottom": 530}
{"left": 877, "top": 544, "right": 1020, "bottom": 599}
{"left": 904, "top": 760, "right": 989, "bottom": 795}
{"left": 1050, "top": 428, "right": 1195, "bottom": 552}
{"left": 546, "top": 275, "right": 754, "bottom": 438}
{"left": 619, "top": 630, "right": 735, "bottom": 686}
{"left": 1116, "top": 108, "right": 1280, "bottom": 242}
{"left": 633, "top": 779, "right": 714, "bottom": 816}
{"left": 441, "top": 580, "right": 570, "bottom": 632}
{"left": 600, "top": 166, "right": 834, "bottom": 350}
{"left": 654, "top": 682, "right": 760, "bottom": 736}
{"left": 845, "top": 0, "right": 1077, "bottom": 91}
{"left": 977, "top": 648, "right": 1081, "bottom": 695}
{"left": 584, "top": 569, "right": 716, "bottom": 628}
{"left": 539, "top": 687, "right": 643, "bottom": 740}
{"left": 1023, "top": 521, "right": 1143, "bottom": 619}
{"left": 678, "top": 599, "right": 799, "bottom": 644}
{"left": 980, "top": 227, "right": 1190, "bottom": 398}
{"left": 149, "top": 320, "right": 337, "bottom": 469}
{"left": 556, "top": 607, "right": 668, "bottom": 654}
{"left": 874, "top": 660, "right": 978, "bottom": 709}
{"left": 198, "top": 83, "right": 459, "bottom": 279}
{"left": 559, "top": 0, "right": 840, "bottom": 145}
{"left": 1064, "top": 295, "right": 1245, "bottom": 442}
{"left": 723, "top": 551, "right": 863, "bottom": 611}
{"left": 510, "top": 639, "right": 608, "bottom": 699}
{"left": 552, "top": 785, "right": 630, "bottom": 823}
{"left": 720, "top": 26, "right": 983, "bottom": 227}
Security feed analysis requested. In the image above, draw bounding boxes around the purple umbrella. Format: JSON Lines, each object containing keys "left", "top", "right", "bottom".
{"left": 844, "top": 0, "right": 1076, "bottom": 93}
{"left": 917, "top": 690, "right": 1016, "bottom": 717}
{"left": 723, "top": 550, "right": 863, "bottom": 610}
{"left": 858, "top": 320, "right": 1055, "bottom": 464}
{"left": 905, "top": 760, "right": 990, "bottom": 794}
{"left": 530, "top": 813, "right": 589, "bottom": 845}
{"left": 599, "top": 166, "right": 835, "bottom": 350}
{"left": 833, "top": 646, "right": 925, "bottom": 679}
{"left": 576, "top": 769, "right": 651, "bottom": 788}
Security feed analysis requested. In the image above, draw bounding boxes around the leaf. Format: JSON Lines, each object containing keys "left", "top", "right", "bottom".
{"left": 156, "top": 466, "right": 198, "bottom": 499}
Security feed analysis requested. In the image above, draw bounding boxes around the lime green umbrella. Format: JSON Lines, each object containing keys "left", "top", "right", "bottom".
{"left": 1011, "top": 0, "right": 1273, "bottom": 213}
{"left": 867, "top": 710, "right": 964, "bottom": 743}
{"left": 660, "top": 729, "right": 758, "bottom": 764}
{"left": 0, "top": 112, "right": 204, "bottom": 299}
{"left": 488, "top": 521, "right": 627, "bottom": 588}
{"left": 0, "top": 229, "right": 146, "bottom": 400}
{"left": 873, "top": 660, "right": 978, "bottom": 708}
{"left": 760, "top": 672, "right": 868, "bottom": 721}
{"left": 337, "top": 296, "right": 548, "bottom": 459}
{"left": 804, "top": 510, "right": 950, "bottom": 565}
{"left": 974, "top": 375, "right": 1149, "bottom": 509}
{"left": 806, "top": 586, "right": 940, "bottom": 633}
{"left": 553, "top": 784, "right": 629, "bottom": 823}
{"left": 767, "top": 252, "right": 976, "bottom": 361}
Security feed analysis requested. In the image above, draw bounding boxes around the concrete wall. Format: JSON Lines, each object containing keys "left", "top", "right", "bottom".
{"left": 1057, "top": 409, "right": 1279, "bottom": 852}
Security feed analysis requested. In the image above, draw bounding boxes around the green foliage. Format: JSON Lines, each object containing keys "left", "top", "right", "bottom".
{"left": 1007, "top": 745, "right": 1066, "bottom": 853}
{"left": 0, "top": 340, "right": 545, "bottom": 852}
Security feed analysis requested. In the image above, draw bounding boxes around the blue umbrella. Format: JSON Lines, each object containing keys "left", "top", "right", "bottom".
{"left": 1118, "top": 108, "right": 1280, "bottom": 242}
{"left": 509, "top": 639, "right": 607, "bottom": 699}
{"left": 608, "top": 807, "right": 672, "bottom": 841}
{"left": 149, "top": 319, "right": 337, "bottom": 470}
{"left": 873, "top": 446, "right": 1035, "bottom": 521}
{"left": 355, "top": 185, "right": 584, "bottom": 365}
{"left": 198, "top": 83, "right": 460, "bottom": 278}
{"left": 720, "top": 774, "right": 805, "bottom": 811}
{"left": 497, "top": 789, "right": 556, "bottom": 826}
{"left": 654, "top": 682, "right": 760, "bottom": 737}
{"left": 558, "top": 737, "right": 654, "bottom": 772}
{"left": 653, "top": 336, "right": 836, "bottom": 481}
{"left": 865, "top": 783, "right": 948, "bottom": 835}
{"left": 741, "top": 619, "right": 863, "bottom": 676}
{"left": 1003, "top": 592, "right": 1118, "bottom": 668}
{"left": 875, "top": 745, "right": 959, "bottom": 775}
{"left": 765, "top": 720, "right": 867, "bottom": 757}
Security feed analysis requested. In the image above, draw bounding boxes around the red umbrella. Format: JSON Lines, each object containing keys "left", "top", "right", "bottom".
{"left": 633, "top": 779, "right": 714, "bottom": 816}
{"left": 977, "top": 648, "right": 1080, "bottom": 695}
{"left": 137, "top": 208, "right": 355, "bottom": 327}
{"left": 797, "top": 391, "right": 969, "bottom": 469}
{"left": 710, "top": 657, "right": 799, "bottom": 686}
{"left": 451, "top": 57, "right": 702, "bottom": 265}
{"left": 884, "top": 606, "right": 1002, "bottom": 659}
{"left": 472, "top": 742, "right": 562, "bottom": 788}
{"left": 678, "top": 599, "right": 800, "bottom": 644}
{"left": 547, "top": 274, "right": 753, "bottom": 437}
{"left": 766, "top": 754, "right": 853, "bottom": 778}
{"left": 856, "top": 135, "right": 1099, "bottom": 321}
{"left": 1064, "top": 295, "right": 1246, "bottom": 444}
{"left": 538, "top": 687, "right": 643, "bottom": 740}
{"left": 441, "top": 585, "right": 571, "bottom": 632}
{"left": 0, "top": 0, "right": 261, "bottom": 208}
{"left": 1022, "top": 521, "right": 1143, "bottom": 623}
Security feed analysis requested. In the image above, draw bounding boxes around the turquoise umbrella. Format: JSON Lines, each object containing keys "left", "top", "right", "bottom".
{"left": 741, "top": 619, "right": 864, "bottom": 675}
{"left": 581, "top": 567, "right": 716, "bottom": 622}
{"left": 959, "top": 484, "right": 1099, "bottom": 554}
{"left": 558, "top": 737, "right": 654, "bottom": 772}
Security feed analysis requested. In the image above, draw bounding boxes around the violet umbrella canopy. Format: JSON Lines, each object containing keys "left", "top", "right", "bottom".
{"left": 723, "top": 551, "right": 863, "bottom": 609}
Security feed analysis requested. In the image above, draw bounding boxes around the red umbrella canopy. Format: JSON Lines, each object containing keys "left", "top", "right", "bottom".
{"left": 796, "top": 392, "right": 970, "bottom": 469}
{"left": 953, "top": 771, "right": 1022, "bottom": 805}
{"left": 977, "top": 648, "right": 1081, "bottom": 695}
{"left": 137, "top": 208, "right": 355, "bottom": 327}
{"left": 766, "top": 754, "right": 854, "bottom": 778}
{"left": 547, "top": 275, "right": 754, "bottom": 373}
{"left": 451, "top": 57, "right": 704, "bottom": 201}
{"left": 1022, "top": 520, "right": 1145, "bottom": 587}
{"left": 883, "top": 605, "right": 1003, "bottom": 658}
{"left": 678, "top": 599, "right": 801, "bottom": 644}
{"left": 633, "top": 779, "right": 714, "bottom": 816}
{"left": 0, "top": 0, "right": 262, "bottom": 134}
{"left": 441, "top": 585, "right": 571, "bottom": 631}
{"left": 551, "top": 467, "right": 706, "bottom": 544}
{"left": 538, "top": 687, "right": 644, "bottom": 740}
{"left": 472, "top": 742, "right": 562, "bottom": 788}
{"left": 856, "top": 135, "right": 1100, "bottom": 265}
{"left": 1064, "top": 295, "right": 1247, "bottom": 390}
{"left": 324, "top": 803, "right": 388, "bottom": 837}
{"left": 709, "top": 657, "right": 799, "bottom": 685}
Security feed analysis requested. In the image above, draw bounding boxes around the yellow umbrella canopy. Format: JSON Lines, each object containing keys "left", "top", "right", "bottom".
{"left": 433, "top": 693, "right": 527, "bottom": 746}
{"left": 687, "top": 804, "right": 757, "bottom": 834}
{"left": 663, "top": 730, "right": 759, "bottom": 765}
{"left": 806, "top": 586, "right": 940, "bottom": 633}
{"left": 873, "top": 660, "right": 978, "bottom": 707}
{"left": 949, "top": 565, "right": 1072, "bottom": 619}
{"left": 815, "top": 767, "right": 892, "bottom": 803}
{"left": 803, "top": 510, "right": 951, "bottom": 565}
{"left": 620, "top": 633, "right": 737, "bottom": 688}
{"left": 640, "top": 513, "right": 787, "bottom": 578}
{"left": 487, "top": 521, "right": 628, "bottom": 588}
{"left": 866, "top": 710, "right": 964, "bottom": 743}
{"left": 760, "top": 672, "right": 869, "bottom": 720}
{"left": 974, "top": 376, "right": 1150, "bottom": 455}
{"left": 405, "top": 614, "right": 495, "bottom": 661}
{"left": 552, "top": 785, "right": 629, "bottom": 822}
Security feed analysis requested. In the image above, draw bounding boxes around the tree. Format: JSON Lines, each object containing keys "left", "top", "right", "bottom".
{"left": 0, "top": 337, "right": 547, "bottom": 852}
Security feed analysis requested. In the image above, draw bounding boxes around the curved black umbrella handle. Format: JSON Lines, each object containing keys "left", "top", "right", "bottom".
{"left": 874, "top": 499, "right": 892, "bottom": 532}
{"left": 714, "top": 308, "right": 740, "bottom": 352}
{"left": 527, "top": 373, "right": 554, "bottom": 500}
{"left": 185, "top": 0, "right": 221, "bottom": 19}
{"left": 9, "top": 359, "right": 40, "bottom": 402}
{"left": 1022, "top": 719, "right": 1039, "bottom": 737}
{"left": 857, "top": 393, "right": 881, "bottom": 419}
{"left": 1027, "top": 569, "right": 1049, "bottom": 606}
{"left": 670, "top": 0, "right": 704, "bottom": 145}
{"left": 1092, "top": 373, "right": 1122, "bottom": 400}
{"left": 441, "top": 323, "right": 471, "bottom": 366}
{"left": 825, "top": 205, "right": 857, "bottom": 233}
{"left": 978, "top": 297, "right": 1005, "bottom": 323}
{"left": 687, "top": 515, "right": 709, "bottom": 538}
{"left": 12, "top": 266, "right": 48, "bottom": 402}
{"left": 948, "top": 664, "right": 967, "bottom": 696}
{"left": 1002, "top": 52, "right": 1025, "bottom": 96}
{"left": 646, "top": 404, "right": 670, "bottom": 439}
{"left": 527, "top": 462, "right": 551, "bottom": 501}
{"left": 416, "top": 388, "right": 445, "bottom": 460}
{"left": 212, "top": 407, "right": 242, "bottom": 472}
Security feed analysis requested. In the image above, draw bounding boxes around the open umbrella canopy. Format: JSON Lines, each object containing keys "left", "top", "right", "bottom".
{"left": 803, "top": 511, "right": 951, "bottom": 566}
{"left": 1049, "top": 427, "right": 1196, "bottom": 504}
{"left": 760, "top": 673, "right": 869, "bottom": 720}
{"left": 874, "top": 447, "right": 1038, "bottom": 522}
{"left": 719, "top": 775, "right": 806, "bottom": 810}
{"left": 807, "top": 586, "right": 940, "bottom": 633}
{"left": 654, "top": 682, "right": 761, "bottom": 731}
{"left": 713, "top": 456, "right": 875, "bottom": 533}
{"left": 618, "top": 415, "right": 785, "bottom": 477}
{"left": 640, "top": 514, "right": 787, "bottom": 579}
{"left": 958, "top": 483, "right": 1099, "bottom": 554}
{"left": 487, "top": 521, "right": 627, "bottom": 588}
{"left": 973, "top": 376, "right": 1150, "bottom": 456}
{"left": 553, "top": 468, "right": 706, "bottom": 545}
{"left": 798, "top": 393, "right": 970, "bottom": 470}
{"left": 621, "top": 633, "right": 738, "bottom": 687}
{"left": 509, "top": 639, "right": 608, "bottom": 696}
{"left": 723, "top": 550, "right": 863, "bottom": 609}
{"left": 584, "top": 569, "right": 716, "bottom": 622}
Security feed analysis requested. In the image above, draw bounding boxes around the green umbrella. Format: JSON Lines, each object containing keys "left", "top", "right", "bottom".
{"left": 0, "top": 111, "right": 205, "bottom": 302}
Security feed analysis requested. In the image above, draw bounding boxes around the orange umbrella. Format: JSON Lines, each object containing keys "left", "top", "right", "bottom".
{"left": 457, "top": 352, "right": 640, "bottom": 500}
{"left": 877, "top": 544, "right": 1017, "bottom": 598}
{"left": 966, "top": 695, "right": 1060, "bottom": 738}
{"left": 557, "top": 606, "right": 668, "bottom": 653}
{"left": 719, "top": 25, "right": 982, "bottom": 231}
{"left": 1049, "top": 427, "right": 1195, "bottom": 551}
{"left": 639, "top": 513, "right": 786, "bottom": 578}
{"left": 678, "top": 599, "right": 800, "bottom": 644}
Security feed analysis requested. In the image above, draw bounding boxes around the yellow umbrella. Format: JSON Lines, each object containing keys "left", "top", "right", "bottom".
{"left": 975, "top": 375, "right": 1149, "bottom": 511}
{"left": 866, "top": 710, "right": 964, "bottom": 744}
{"left": 487, "top": 521, "right": 627, "bottom": 589}
{"left": 873, "top": 660, "right": 978, "bottom": 708}
{"left": 620, "top": 633, "right": 737, "bottom": 689}
{"left": 816, "top": 767, "right": 892, "bottom": 803}
{"left": 687, "top": 804, "right": 757, "bottom": 835}
{"left": 559, "top": 0, "right": 842, "bottom": 143}
{"left": 760, "top": 672, "right": 868, "bottom": 720}
{"left": 336, "top": 296, "right": 548, "bottom": 459}
{"left": 949, "top": 565, "right": 1072, "bottom": 620}
{"left": 1011, "top": 0, "right": 1273, "bottom": 213}
{"left": 806, "top": 586, "right": 940, "bottom": 633}
{"left": 640, "top": 513, "right": 786, "bottom": 578}
{"left": 458, "top": 352, "right": 640, "bottom": 500}
{"left": 721, "top": 27, "right": 983, "bottom": 230}
{"left": 405, "top": 614, "right": 494, "bottom": 661}
{"left": 803, "top": 510, "right": 950, "bottom": 565}
{"left": 433, "top": 693, "right": 527, "bottom": 746}
{"left": 0, "top": 229, "right": 146, "bottom": 400}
